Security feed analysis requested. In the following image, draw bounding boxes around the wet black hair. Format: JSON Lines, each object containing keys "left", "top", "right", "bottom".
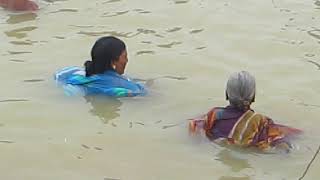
{"left": 84, "top": 36, "right": 126, "bottom": 77}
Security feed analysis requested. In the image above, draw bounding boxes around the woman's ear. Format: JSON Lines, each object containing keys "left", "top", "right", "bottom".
{"left": 109, "top": 60, "right": 116, "bottom": 70}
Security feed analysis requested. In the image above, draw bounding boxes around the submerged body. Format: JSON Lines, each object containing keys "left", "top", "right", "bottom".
{"left": 189, "top": 105, "right": 302, "bottom": 150}
{"left": 0, "top": 0, "right": 38, "bottom": 11}
{"left": 55, "top": 36, "right": 146, "bottom": 97}
{"left": 55, "top": 66, "right": 146, "bottom": 97}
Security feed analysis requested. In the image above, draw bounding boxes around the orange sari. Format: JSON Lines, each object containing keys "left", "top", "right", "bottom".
{"left": 189, "top": 109, "right": 302, "bottom": 150}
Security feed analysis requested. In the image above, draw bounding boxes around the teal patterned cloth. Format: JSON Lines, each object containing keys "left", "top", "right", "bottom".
{"left": 54, "top": 66, "right": 146, "bottom": 97}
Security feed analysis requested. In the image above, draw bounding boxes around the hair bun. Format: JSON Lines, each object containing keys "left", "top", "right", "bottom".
{"left": 84, "top": 60, "right": 94, "bottom": 77}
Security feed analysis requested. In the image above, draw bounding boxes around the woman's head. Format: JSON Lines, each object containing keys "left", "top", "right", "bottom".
{"left": 85, "top": 36, "right": 127, "bottom": 76}
{"left": 226, "top": 71, "right": 256, "bottom": 111}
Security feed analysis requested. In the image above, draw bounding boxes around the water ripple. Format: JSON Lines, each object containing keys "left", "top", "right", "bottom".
{"left": 195, "top": 46, "right": 206, "bottom": 50}
{"left": 0, "top": 99, "right": 29, "bottom": 103}
{"left": 8, "top": 51, "right": 32, "bottom": 55}
{"left": 173, "top": 0, "right": 189, "bottom": 4}
{"left": 305, "top": 53, "right": 315, "bottom": 57}
{"left": 141, "top": 41, "right": 152, "bottom": 44}
{"left": 23, "top": 79, "right": 45, "bottom": 83}
{"left": 6, "top": 13, "right": 37, "bottom": 24}
{"left": 49, "top": 9, "right": 78, "bottom": 14}
{"left": 166, "top": 27, "right": 182, "bottom": 33}
{"left": 299, "top": 103, "right": 320, "bottom": 108}
{"left": 78, "top": 30, "right": 137, "bottom": 38}
{"left": 136, "top": 28, "right": 164, "bottom": 38}
{"left": 190, "top": 29, "right": 204, "bottom": 34}
{"left": 136, "top": 50, "right": 155, "bottom": 56}
{"left": 10, "top": 40, "right": 37, "bottom": 46}
{"left": 9, "top": 59, "right": 25, "bottom": 63}
{"left": 307, "top": 29, "right": 320, "bottom": 40}
{"left": 157, "top": 41, "right": 182, "bottom": 48}
{"left": 137, "top": 28, "right": 156, "bottom": 34}
{"left": 53, "top": 36, "right": 65, "bottom": 39}
{"left": 5, "top": 26, "right": 37, "bottom": 39}
{"left": 69, "top": 25, "right": 94, "bottom": 28}
{"left": 103, "top": 0, "right": 121, "bottom": 4}
{"left": 306, "top": 60, "right": 320, "bottom": 70}
{"left": 133, "top": 9, "right": 151, "bottom": 14}
{"left": 162, "top": 76, "right": 187, "bottom": 80}
{"left": 102, "top": 10, "right": 129, "bottom": 17}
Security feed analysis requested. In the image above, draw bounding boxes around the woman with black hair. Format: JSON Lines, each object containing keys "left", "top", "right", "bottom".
{"left": 55, "top": 36, "right": 146, "bottom": 97}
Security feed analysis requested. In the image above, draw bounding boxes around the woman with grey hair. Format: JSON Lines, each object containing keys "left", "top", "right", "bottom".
{"left": 189, "top": 71, "right": 301, "bottom": 151}
{"left": 226, "top": 71, "right": 256, "bottom": 111}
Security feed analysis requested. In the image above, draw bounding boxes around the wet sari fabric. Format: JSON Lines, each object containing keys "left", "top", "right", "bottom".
{"left": 54, "top": 66, "right": 146, "bottom": 97}
{"left": 190, "top": 106, "right": 301, "bottom": 150}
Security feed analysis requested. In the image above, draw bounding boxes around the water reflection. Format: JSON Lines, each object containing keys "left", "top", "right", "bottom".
{"left": 215, "top": 149, "right": 251, "bottom": 172}
{"left": 84, "top": 96, "right": 122, "bottom": 124}
{"left": 5, "top": 26, "right": 37, "bottom": 39}
{"left": 6, "top": 13, "right": 37, "bottom": 24}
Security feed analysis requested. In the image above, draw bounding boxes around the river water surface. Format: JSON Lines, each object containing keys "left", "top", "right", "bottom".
{"left": 0, "top": 0, "right": 319, "bottom": 179}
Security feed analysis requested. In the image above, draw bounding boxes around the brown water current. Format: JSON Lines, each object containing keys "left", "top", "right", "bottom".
{"left": 0, "top": 0, "right": 319, "bottom": 179}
